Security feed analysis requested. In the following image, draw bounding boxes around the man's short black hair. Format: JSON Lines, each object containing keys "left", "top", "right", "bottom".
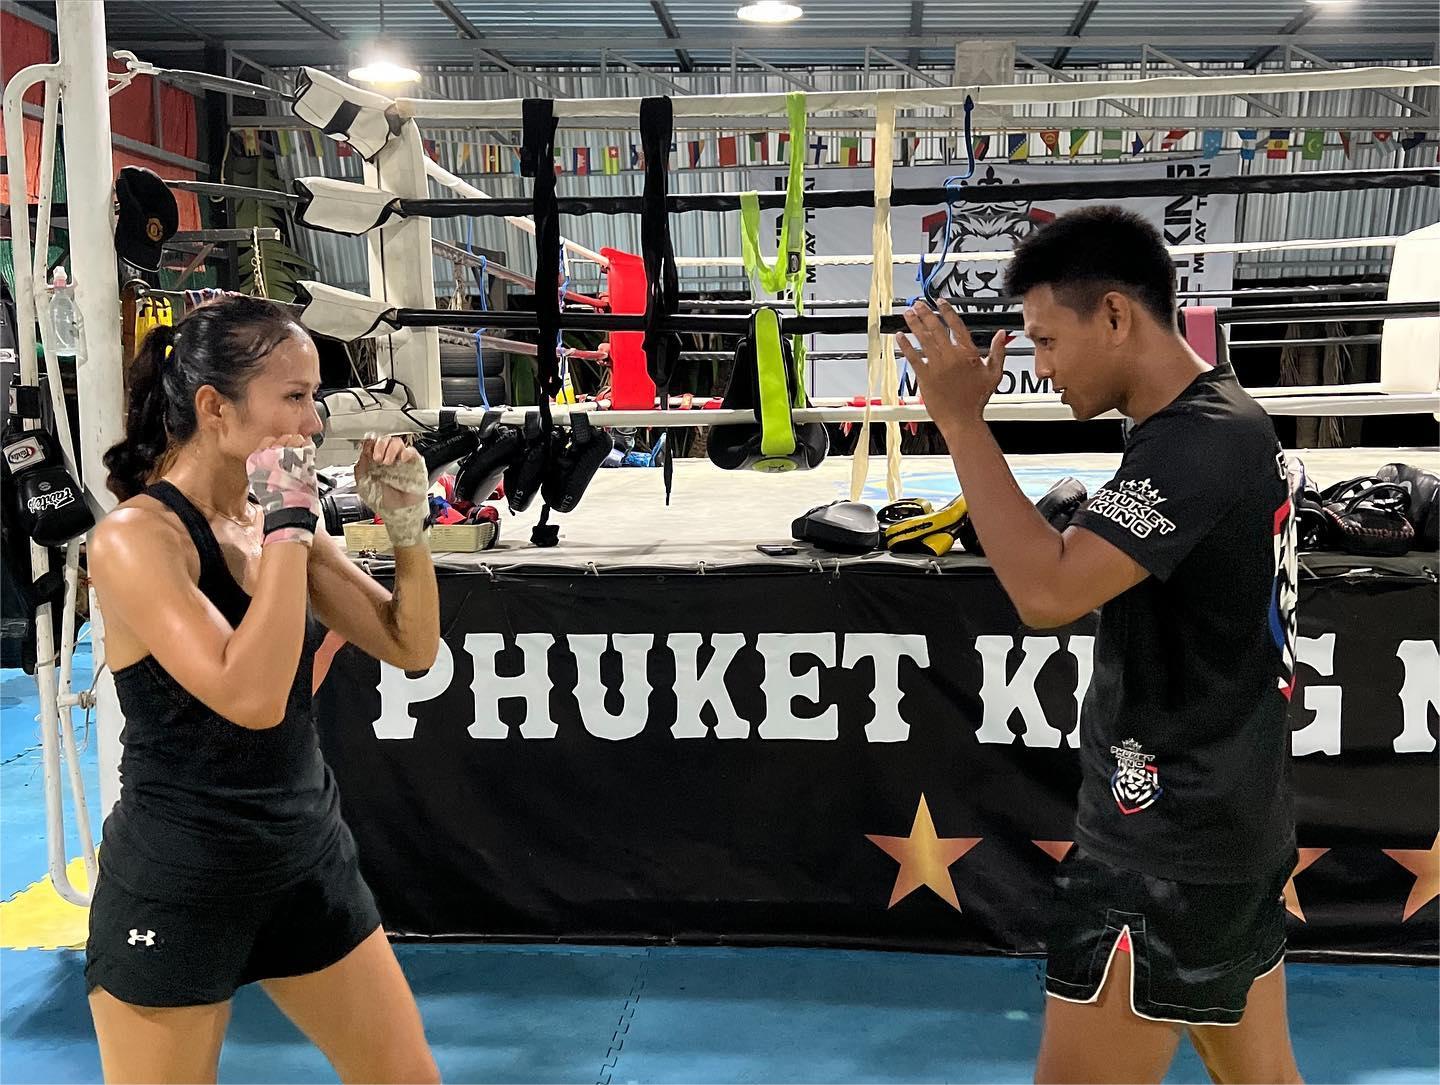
{"left": 1004, "top": 206, "right": 1177, "bottom": 327}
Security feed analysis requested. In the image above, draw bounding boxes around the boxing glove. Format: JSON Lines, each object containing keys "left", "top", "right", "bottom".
{"left": 454, "top": 423, "right": 526, "bottom": 506}
{"left": 957, "top": 477, "right": 1088, "bottom": 557}
{"left": 1316, "top": 476, "right": 1414, "bottom": 557}
{"left": 1375, "top": 462, "right": 1439, "bottom": 551}
{"left": 3, "top": 429, "right": 94, "bottom": 547}
{"left": 541, "top": 413, "right": 615, "bottom": 514}
{"left": 504, "top": 414, "right": 559, "bottom": 514}
{"left": 1035, "top": 477, "right": 1089, "bottom": 531}
{"left": 414, "top": 420, "right": 481, "bottom": 484}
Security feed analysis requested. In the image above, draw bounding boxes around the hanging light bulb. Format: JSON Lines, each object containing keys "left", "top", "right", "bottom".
{"left": 348, "top": 0, "right": 421, "bottom": 85}
{"left": 737, "top": 2, "right": 804, "bottom": 24}
{"left": 348, "top": 57, "right": 421, "bottom": 84}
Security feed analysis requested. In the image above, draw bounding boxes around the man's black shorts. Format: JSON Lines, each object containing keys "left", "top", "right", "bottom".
{"left": 85, "top": 834, "right": 382, "bottom": 1008}
{"left": 1044, "top": 845, "right": 1292, "bottom": 1026}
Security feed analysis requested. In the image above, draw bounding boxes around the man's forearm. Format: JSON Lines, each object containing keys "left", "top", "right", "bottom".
{"left": 940, "top": 417, "right": 1065, "bottom": 619}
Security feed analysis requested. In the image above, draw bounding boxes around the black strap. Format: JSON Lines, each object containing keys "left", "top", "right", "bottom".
{"left": 146, "top": 480, "right": 228, "bottom": 573}
{"left": 639, "top": 96, "right": 680, "bottom": 503}
{"left": 570, "top": 411, "right": 593, "bottom": 444}
{"left": 322, "top": 100, "right": 361, "bottom": 138}
{"left": 262, "top": 507, "right": 319, "bottom": 539}
{"left": 521, "top": 98, "right": 561, "bottom": 432}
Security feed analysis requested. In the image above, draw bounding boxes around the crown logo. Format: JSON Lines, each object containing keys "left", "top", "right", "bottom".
{"left": 1119, "top": 478, "right": 1163, "bottom": 506}
{"left": 1120, "top": 738, "right": 1143, "bottom": 752}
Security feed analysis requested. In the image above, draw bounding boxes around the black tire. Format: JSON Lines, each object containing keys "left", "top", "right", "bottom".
{"left": 442, "top": 375, "right": 508, "bottom": 406}
{"left": 439, "top": 340, "right": 508, "bottom": 380}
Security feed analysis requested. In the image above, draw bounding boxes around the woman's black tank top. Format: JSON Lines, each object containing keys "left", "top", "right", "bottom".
{"left": 100, "top": 480, "right": 344, "bottom": 900}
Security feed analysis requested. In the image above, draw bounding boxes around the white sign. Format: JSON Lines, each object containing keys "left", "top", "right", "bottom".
{"left": 747, "top": 157, "right": 1240, "bottom": 398}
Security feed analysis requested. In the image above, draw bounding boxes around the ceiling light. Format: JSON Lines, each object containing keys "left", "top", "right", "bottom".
{"left": 738, "top": 2, "right": 804, "bottom": 24}
{"left": 348, "top": 57, "right": 420, "bottom": 85}
{"left": 1305, "top": 0, "right": 1355, "bottom": 6}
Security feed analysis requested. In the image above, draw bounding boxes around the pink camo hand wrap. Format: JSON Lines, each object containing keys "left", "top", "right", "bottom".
{"left": 247, "top": 442, "right": 321, "bottom": 546}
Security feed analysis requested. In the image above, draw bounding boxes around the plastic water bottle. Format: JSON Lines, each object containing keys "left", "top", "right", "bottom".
{"left": 47, "top": 267, "right": 80, "bottom": 357}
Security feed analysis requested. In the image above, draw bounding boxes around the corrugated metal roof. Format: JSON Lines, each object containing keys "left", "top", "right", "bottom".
{"left": 21, "top": 0, "right": 1434, "bottom": 68}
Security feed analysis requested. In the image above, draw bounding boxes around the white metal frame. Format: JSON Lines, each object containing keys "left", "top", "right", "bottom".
{"left": 2, "top": 0, "right": 128, "bottom": 905}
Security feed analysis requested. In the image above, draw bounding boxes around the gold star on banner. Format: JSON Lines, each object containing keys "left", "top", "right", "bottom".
{"left": 1032, "top": 840, "right": 1075, "bottom": 862}
{"left": 866, "top": 794, "right": 981, "bottom": 911}
{"left": 1382, "top": 835, "right": 1440, "bottom": 922}
{"left": 1282, "top": 848, "right": 1330, "bottom": 922}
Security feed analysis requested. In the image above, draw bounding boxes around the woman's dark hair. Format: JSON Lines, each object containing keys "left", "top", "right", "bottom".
{"left": 1004, "top": 205, "right": 1178, "bottom": 328}
{"left": 104, "top": 295, "right": 302, "bottom": 500}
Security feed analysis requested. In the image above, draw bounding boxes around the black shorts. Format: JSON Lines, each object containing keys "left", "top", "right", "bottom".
{"left": 1044, "top": 845, "right": 1292, "bottom": 1026}
{"left": 85, "top": 835, "right": 382, "bottom": 1008}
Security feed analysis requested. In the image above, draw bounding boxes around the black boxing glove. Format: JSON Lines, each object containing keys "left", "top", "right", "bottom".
{"left": 540, "top": 413, "right": 614, "bottom": 514}
{"left": 1375, "top": 462, "right": 1439, "bottom": 551}
{"left": 454, "top": 423, "right": 526, "bottom": 505}
{"left": 1317, "top": 476, "right": 1414, "bottom": 557}
{"left": 3, "top": 429, "right": 94, "bottom": 547}
{"left": 957, "top": 477, "right": 1088, "bottom": 557}
{"left": 1036, "top": 477, "right": 1087, "bottom": 529}
{"left": 415, "top": 423, "right": 480, "bottom": 484}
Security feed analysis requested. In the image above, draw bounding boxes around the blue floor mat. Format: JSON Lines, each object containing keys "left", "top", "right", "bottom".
{"left": 1, "top": 944, "right": 1436, "bottom": 1084}
{"left": 2, "top": 654, "right": 1435, "bottom": 1084}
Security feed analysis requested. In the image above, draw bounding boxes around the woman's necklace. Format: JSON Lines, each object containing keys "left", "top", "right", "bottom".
{"left": 181, "top": 490, "right": 262, "bottom": 556}
{"left": 193, "top": 498, "right": 255, "bottom": 532}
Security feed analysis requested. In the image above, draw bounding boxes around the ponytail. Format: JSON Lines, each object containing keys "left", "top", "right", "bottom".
{"left": 104, "top": 324, "right": 174, "bottom": 501}
{"left": 102, "top": 295, "right": 302, "bottom": 502}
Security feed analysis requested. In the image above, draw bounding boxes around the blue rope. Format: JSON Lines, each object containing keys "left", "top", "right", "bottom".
{"left": 474, "top": 254, "right": 490, "bottom": 408}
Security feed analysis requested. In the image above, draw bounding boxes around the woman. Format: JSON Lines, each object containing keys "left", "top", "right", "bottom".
{"left": 86, "top": 295, "right": 441, "bottom": 1083}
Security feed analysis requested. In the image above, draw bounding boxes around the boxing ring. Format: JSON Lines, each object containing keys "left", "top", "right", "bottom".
{"left": 314, "top": 449, "right": 1439, "bottom": 961}
{"left": 4, "top": 8, "right": 1438, "bottom": 961}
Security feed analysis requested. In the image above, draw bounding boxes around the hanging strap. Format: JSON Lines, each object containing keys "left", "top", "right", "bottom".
{"left": 851, "top": 91, "right": 903, "bottom": 503}
{"left": 639, "top": 96, "right": 681, "bottom": 503}
{"left": 739, "top": 92, "right": 809, "bottom": 405}
{"left": 521, "top": 97, "right": 561, "bottom": 430}
{"left": 738, "top": 93, "right": 807, "bottom": 297}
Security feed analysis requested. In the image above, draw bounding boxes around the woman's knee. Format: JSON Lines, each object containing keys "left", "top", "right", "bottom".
{"left": 335, "top": 1044, "right": 440, "bottom": 1084}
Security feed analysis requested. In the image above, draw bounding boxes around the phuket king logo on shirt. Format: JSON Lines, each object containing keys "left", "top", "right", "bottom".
{"left": 1086, "top": 478, "right": 1177, "bottom": 539}
{"left": 1110, "top": 738, "right": 1163, "bottom": 814}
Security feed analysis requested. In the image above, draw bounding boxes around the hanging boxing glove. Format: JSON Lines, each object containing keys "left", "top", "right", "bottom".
{"left": 3, "top": 428, "right": 94, "bottom": 547}
{"left": 413, "top": 409, "right": 485, "bottom": 483}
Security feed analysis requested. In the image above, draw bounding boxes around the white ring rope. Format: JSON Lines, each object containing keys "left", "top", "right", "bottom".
{"left": 320, "top": 389, "right": 1440, "bottom": 440}
{"left": 671, "top": 234, "right": 1425, "bottom": 269}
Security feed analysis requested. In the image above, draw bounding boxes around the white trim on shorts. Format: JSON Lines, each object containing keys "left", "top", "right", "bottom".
{"left": 1044, "top": 926, "right": 1281, "bottom": 1028}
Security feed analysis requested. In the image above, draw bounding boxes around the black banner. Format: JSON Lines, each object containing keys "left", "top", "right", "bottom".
{"left": 315, "top": 565, "right": 1438, "bottom": 960}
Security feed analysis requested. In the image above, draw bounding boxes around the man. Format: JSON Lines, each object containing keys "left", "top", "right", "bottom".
{"left": 898, "top": 206, "right": 1302, "bottom": 1084}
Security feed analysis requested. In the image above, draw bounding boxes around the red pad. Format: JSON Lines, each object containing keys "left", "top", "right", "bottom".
{"left": 1182, "top": 306, "right": 1220, "bottom": 367}
{"left": 601, "top": 247, "right": 657, "bottom": 409}
{"left": 1116, "top": 928, "right": 1132, "bottom": 954}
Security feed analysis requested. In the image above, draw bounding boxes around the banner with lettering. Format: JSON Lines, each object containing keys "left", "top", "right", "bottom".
{"left": 747, "top": 158, "right": 1240, "bottom": 399}
{"left": 315, "top": 564, "right": 1437, "bottom": 960}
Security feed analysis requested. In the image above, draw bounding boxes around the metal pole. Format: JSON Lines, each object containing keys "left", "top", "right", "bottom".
{"left": 57, "top": 0, "right": 127, "bottom": 826}
{"left": 2, "top": 61, "right": 93, "bottom": 906}
{"left": 423, "top": 156, "right": 610, "bottom": 266}
{"left": 363, "top": 123, "right": 442, "bottom": 406}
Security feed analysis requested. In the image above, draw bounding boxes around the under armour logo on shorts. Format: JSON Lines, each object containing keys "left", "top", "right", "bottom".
{"left": 127, "top": 929, "right": 155, "bottom": 947}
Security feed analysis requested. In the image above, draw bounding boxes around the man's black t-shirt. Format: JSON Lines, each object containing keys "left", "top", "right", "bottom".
{"left": 1068, "top": 362, "right": 1298, "bottom": 885}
